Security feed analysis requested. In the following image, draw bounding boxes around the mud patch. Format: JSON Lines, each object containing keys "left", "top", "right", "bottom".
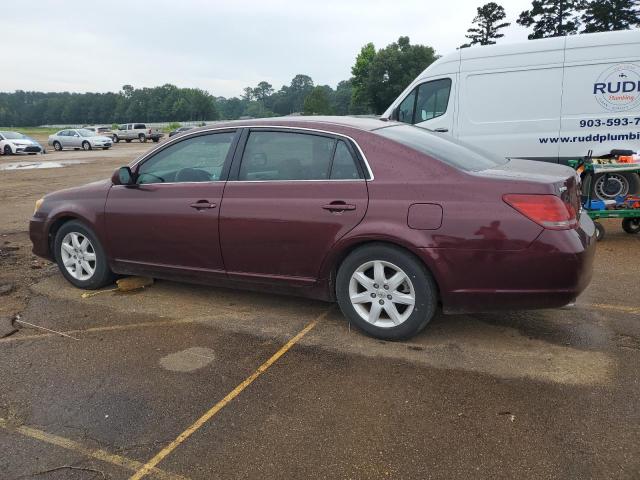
{"left": 159, "top": 347, "right": 216, "bottom": 372}
{"left": 0, "top": 159, "right": 91, "bottom": 170}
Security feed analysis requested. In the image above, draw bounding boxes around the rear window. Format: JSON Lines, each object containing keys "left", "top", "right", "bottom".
{"left": 134, "top": 123, "right": 146, "bottom": 129}
{"left": 375, "top": 124, "right": 507, "bottom": 172}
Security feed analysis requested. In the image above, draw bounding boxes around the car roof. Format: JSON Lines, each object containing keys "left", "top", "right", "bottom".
{"left": 188, "top": 116, "right": 392, "bottom": 134}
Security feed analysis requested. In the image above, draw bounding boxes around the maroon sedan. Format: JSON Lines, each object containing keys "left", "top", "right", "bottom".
{"left": 30, "top": 117, "right": 595, "bottom": 340}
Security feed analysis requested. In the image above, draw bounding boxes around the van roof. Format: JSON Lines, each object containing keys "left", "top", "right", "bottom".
{"left": 422, "top": 29, "right": 640, "bottom": 78}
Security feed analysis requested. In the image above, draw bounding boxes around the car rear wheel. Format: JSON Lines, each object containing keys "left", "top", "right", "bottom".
{"left": 54, "top": 221, "right": 114, "bottom": 289}
{"left": 594, "top": 222, "right": 605, "bottom": 241}
{"left": 336, "top": 244, "right": 437, "bottom": 340}
{"left": 139, "top": 134, "right": 146, "bottom": 143}
{"left": 53, "top": 141, "right": 62, "bottom": 151}
{"left": 622, "top": 218, "right": 640, "bottom": 234}
{"left": 3, "top": 145, "right": 12, "bottom": 155}
{"left": 82, "top": 141, "right": 91, "bottom": 151}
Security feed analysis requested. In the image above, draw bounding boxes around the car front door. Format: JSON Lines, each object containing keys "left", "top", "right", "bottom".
{"left": 104, "top": 129, "right": 239, "bottom": 278}
{"left": 68, "top": 130, "right": 82, "bottom": 148}
{"left": 219, "top": 128, "right": 369, "bottom": 285}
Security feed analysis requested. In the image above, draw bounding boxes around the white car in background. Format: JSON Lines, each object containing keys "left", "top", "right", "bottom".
{"left": 48, "top": 129, "right": 113, "bottom": 151}
{"left": 0, "top": 131, "right": 45, "bottom": 155}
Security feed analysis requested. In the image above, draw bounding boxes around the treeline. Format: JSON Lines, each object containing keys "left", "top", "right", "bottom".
{"left": 0, "top": 85, "right": 218, "bottom": 127}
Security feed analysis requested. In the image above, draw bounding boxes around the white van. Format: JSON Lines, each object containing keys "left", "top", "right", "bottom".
{"left": 382, "top": 29, "right": 640, "bottom": 200}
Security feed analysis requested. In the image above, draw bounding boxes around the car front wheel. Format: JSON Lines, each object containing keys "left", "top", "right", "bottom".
{"left": 336, "top": 244, "right": 437, "bottom": 340}
{"left": 54, "top": 221, "right": 114, "bottom": 289}
{"left": 3, "top": 145, "right": 12, "bottom": 155}
{"left": 82, "top": 141, "right": 91, "bottom": 151}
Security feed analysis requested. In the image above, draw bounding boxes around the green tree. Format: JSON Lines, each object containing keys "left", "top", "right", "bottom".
{"left": 464, "top": 2, "right": 511, "bottom": 46}
{"left": 352, "top": 37, "right": 437, "bottom": 115}
{"left": 289, "top": 74, "right": 315, "bottom": 112}
{"left": 252, "top": 81, "right": 274, "bottom": 102}
{"left": 303, "top": 86, "right": 333, "bottom": 115}
{"left": 332, "top": 80, "right": 353, "bottom": 115}
{"left": 517, "top": 0, "right": 582, "bottom": 38}
{"left": 580, "top": 0, "right": 640, "bottom": 33}
{"left": 350, "top": 43, "right": 376, "bottom": 113}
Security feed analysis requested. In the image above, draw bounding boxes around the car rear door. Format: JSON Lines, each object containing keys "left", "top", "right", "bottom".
{"left": 219, "top": 128, "right": 369, "bottom": 284}
{"left": 104, "top": 129, "right": 239, "bottom": 278}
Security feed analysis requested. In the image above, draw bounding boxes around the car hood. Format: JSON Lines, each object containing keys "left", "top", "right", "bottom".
{"left": 45, "top": 178, "right": 113, "bottom": 202}
{"left": 7, "top": 139, "right": 36, "bottom": 146}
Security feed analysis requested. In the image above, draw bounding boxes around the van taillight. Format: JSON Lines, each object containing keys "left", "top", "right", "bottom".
{"left": 503, "top": 194, "right": 577, "bottom": 230}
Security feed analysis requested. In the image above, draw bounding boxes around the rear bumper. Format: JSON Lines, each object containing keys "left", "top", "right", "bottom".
{"left": 423, "top": 212, "right": 596, "bottom": 314}
{"left": 29, "top": 216, "right": 53, "bottom": 261}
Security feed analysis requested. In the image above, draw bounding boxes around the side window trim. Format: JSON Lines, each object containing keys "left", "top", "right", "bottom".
{"left": 131, "top": 129, "right": 240, "bottom": 185}
{"left": 228, "top": 127, "right": 369, "bottom": 182}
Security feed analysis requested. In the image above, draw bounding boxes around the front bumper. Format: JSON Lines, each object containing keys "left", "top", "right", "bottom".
{"left": 14, "top": 145, "right": 42, "bottom": 154}
{"left": 423, "top": 211, "right": 596, "bottom": 314}
{"left": 91, "top": 142, "right": 112, "bottom": 148}
{"left": 29, "top": 216, "right": 53, "bottom": 261}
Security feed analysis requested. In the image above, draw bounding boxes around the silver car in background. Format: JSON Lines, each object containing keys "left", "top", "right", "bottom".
{"left": 0, "top": 131, "right": 45, "bottom": 155}
{"left": 48, "top": 129, "right": 113, "bottom": 151}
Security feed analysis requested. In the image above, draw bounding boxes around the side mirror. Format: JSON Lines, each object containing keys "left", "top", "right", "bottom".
{"left": 112, "top": 166, "right": 136, "bottom": 186}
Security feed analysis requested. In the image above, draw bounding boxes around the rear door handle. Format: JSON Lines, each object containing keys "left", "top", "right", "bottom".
{"left": 190, "top": 200, "right": 217, "bottom": 210}
{"left": 322, "top": 202, "right": 356, "bottom": 212}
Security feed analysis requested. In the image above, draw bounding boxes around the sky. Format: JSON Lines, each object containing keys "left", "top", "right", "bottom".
{"left": 2, "top": 0, "right": 534, "bottom": 98}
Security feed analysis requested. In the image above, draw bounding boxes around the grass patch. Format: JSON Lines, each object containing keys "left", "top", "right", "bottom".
{"left": 0, "top": 127, "right": 61, "bottom": 136}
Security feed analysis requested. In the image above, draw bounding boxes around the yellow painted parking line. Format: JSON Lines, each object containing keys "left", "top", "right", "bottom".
{"left": 587, "top": 303, "right": 640, "bottom": 315}
{"left": 0, "top": 319, "right": 195, "bottom": 343}
{"left": 0, "top": 420, "right": 189, "bottom": 480}
{"left": 129, "top": 308, "right": 332, "bottom": 480}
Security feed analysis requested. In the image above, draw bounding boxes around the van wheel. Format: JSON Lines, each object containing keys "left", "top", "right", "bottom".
{"left": 336, "top": 244, "right": 437, "bottom": 340}
{"left": 139, "top": 134, "right": 146, "bottom": 143}
{"left": 622, "top": 218, "right": 640, "bottom": 234}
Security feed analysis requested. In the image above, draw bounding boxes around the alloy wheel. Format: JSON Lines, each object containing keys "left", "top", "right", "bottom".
{"left": 60, "top": 232, "right": 97, "bottom": 281}
{"left": 349, "top": 260, "right": 415, "bottom": 328}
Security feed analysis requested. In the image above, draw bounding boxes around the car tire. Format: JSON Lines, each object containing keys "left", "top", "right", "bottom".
{"left": 54, "top": 220, "right": 115, "bottom": 290}
{"left": 53, "top": 141, "right": 62, "bottom": 151}
{"left": 622, "top": 218, "right": 640, "bottom": 234}
{"left": 336, "top": 243, "right": 437, "bottom": 340}
{"left": 139, "top": 134, "right": 146, "bottom": 143}
{"left": 594, "top": 222, "right": 605, "bottom": 241}
{"left": 591, "top": 173, "right": 638, "bottom": 201}
{"left": 3, "top": 145, "right": 12, "bottom": 155}
{"left": 82, "top": 141, "right": 91, "bottom": 151}
{"left": 113, "top": 135, "right": 119, "bottom": 143}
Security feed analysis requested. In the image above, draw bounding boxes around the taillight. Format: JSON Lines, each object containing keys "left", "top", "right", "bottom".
{"left": 503, "top": 194, "right": 577, "bottom": 230}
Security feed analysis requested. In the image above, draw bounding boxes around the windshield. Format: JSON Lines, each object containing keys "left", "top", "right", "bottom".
{"left": 78, "top": 129, "right": 97, "bottom": 137}
{"left": 375, "top": 124, "right": 508, "bottom": 172}
{"left": 0, "top": 131, "right": 26, "bottom": 140}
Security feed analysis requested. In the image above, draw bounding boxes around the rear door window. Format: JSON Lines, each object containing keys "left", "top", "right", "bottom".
{"left": 330, "top": 141, "right": 362, "bottom": 180}
{"left": 238, "top": 131, "right": 336, "bottom": 181}
{"left": 134, "top": 124, "right": 146, "bottom": 129}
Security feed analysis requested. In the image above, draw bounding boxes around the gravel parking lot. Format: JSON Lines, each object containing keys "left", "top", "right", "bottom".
{"left": 1, "top": 140, "right": 639, "bottom": 479}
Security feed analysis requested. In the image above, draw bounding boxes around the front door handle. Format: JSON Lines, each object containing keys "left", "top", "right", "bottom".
{"left": 322, "top": 202, "right": 356, "bottom": 212}
{"left": 433, "top": 128, "right": 448, "bottom": 133}
{"left": 190, "top": 200, "right": 217, "bottom": 210}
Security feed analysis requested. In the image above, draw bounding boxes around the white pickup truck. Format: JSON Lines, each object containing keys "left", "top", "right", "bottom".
{"left": 112, "top": 123, "right": 164, "bottom": 143}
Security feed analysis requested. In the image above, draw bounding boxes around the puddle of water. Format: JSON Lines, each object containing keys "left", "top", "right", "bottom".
{"left": 0, "top": 160, "right": 90, "bottom": 170}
